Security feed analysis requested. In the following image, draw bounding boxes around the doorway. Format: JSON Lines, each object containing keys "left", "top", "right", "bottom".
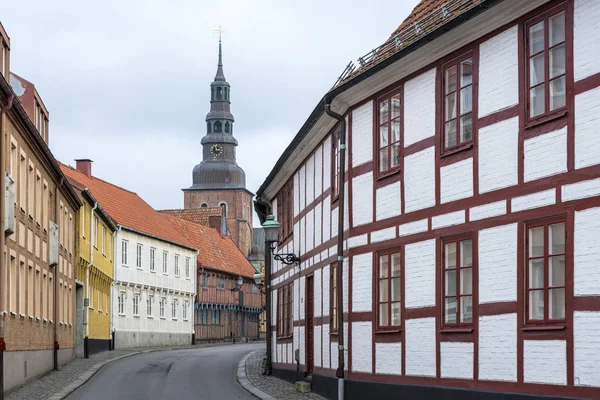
{"left": 75, "top": 283, "right": 84, "bottom": 358}
{"left": 306, "top": 275, "right": 314, "bottom": 376}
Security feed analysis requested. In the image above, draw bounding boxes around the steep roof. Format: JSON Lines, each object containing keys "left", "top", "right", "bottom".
{"left": 159, "top": 207, "right": 222, "bottom": 227}
{"left": 163, "top": 214, "right": 256, "bottom": 278}
{"left": 60, "top": 163, "right": 196, "bottom": 250}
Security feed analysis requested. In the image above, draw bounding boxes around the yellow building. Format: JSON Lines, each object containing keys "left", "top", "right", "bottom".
{"left": 67, "top": 172, "right": 116, "bottom": 357}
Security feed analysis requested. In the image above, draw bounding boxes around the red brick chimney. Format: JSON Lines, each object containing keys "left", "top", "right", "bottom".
{"left": 75, "top": 159, "right": 93, "bottom": 178}
{"left": 208, "top": 215, "right": 221, "bottom": 233}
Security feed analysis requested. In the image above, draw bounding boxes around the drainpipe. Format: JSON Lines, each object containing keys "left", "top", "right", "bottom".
{"left": 85, "top": 201, "right": 98, "bottom": 358}
{"left": 110, "top": 226, "right": 120, "bottom": 350}
{"left": 0, "top": 94, "right": 14, "bottom": 400}
{"left": 324, "top": 98, "right": 346, "bottom": 400}
{"left": 54, "top": 177, "right": 65, "bottom": 370}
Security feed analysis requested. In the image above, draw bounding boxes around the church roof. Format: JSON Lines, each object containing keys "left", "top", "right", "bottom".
{"left": 159, "top": 207, "right": 222, "bottom": 227}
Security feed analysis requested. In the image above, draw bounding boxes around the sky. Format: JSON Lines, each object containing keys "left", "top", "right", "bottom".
{"left": 1, "top": 0, "right": 420, "bottom": 227}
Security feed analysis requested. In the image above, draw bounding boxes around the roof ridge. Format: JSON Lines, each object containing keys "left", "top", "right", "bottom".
{"left": 59, "top": 162, "right": 139, "bottom": 196}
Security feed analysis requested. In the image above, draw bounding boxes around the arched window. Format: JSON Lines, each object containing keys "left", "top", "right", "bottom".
{"left": 214, "top": 121, "right": 222, "bottom": 133}
{"left": 207, "top": 122, "right": 212, "bottom": 133}
{"left": 224, "top": 87, "right": 228, "bottom": 100}
{"left": 200, "top": 203, "right": 208, "bottom": 208}
{"left": 224, "top": 122, "right": 230, "bottom": 133}
{"left": 211, "top": 87, "right": 215, "bottom": 100}
{"left": 217, "top": 87, "right": 222, "bottom": 100}
{"left": 219, "top": 202, "right": 227, "bottom": 218}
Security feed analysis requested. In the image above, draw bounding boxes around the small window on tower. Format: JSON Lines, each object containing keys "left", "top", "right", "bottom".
{"left": 219, "top": 202, "right": 227, "bottom": 218}
{"left": 225, "top": 122, "right": 230, "bottom": 133}
{"left": 200, "top": 203, "right": 208, "bottom": 208}
{"left": 217, "top": 87, "right": 223, "bottom": 100}
{"left": 224, "top": 87, "right": 228, "bottom": 100}
{"left": 214, "top": 121, "right": 222, "bottom": 133}
{"left": 207, "top": 122, "right": 212, "bottom": 133}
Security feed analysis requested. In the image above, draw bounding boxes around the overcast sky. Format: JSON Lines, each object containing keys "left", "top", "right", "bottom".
{"left": 1, "top": 0, "right": 419, "bottom": 226}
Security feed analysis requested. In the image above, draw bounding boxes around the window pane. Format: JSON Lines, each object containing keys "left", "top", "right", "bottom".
{"left": 530, "top": 85, "right": 546, "bottom": 118}
{"left": 379, "top": 279, "right": 389, "bottom": 302}
{"left": 549, "top": 255, "right": 565, "bottom": 286}
{"left": 391, "top": 253, "right": 401, "bottom": 277}
{"left": 391, "top": 277, "right": 401, "bottom": 301}
{"left": 460, "top": 296, "right": 473, "bottom": 323}
{"left": 529, "top": 21, "right": 545, "bottom": 55}
{"left": 460, "top": 268, "right": 472, "bottom": 295}
{"left": 445, "top": 298, "right": 457, "bottom": 323}
{"left": 460, "top": 114, "right": 472, "bottom": 143}
{"left": 445, "top": 120, "right": 457, "bottom": 148}
{"left": 379, "top": 255, "right": 389, "bottom": 278}
{"left": 445, "top": 93, "right": 457, "bottom": 121}
{"left": 529, "top": 226, "right": 544, "bottom": 257}
{"left": 550, "top": 43, "right": 565, "bottom": 78}
{"left": 460, "top": 240, "right": 472, "bottom": 267}
{"left": 445, "top": 270, "right": 456, "bottom": 296}
{"left": 530, "top": 53, "right": 545, "bottom": 86}
{"left": 460, "top": 58, "right": 473, "bottom": 87}
{"left": 529, "top": 290, "right": 544, "bottom": 320}
{"left": 550, "top": 76, "right": 566, "bottom": 111}
{"left": 391, "top": 120, "right": 400, "bottom": 143}
{"left": 391, "top": 143, "right": 401, "bottom": 168}
{"left": 380, "top": 123, "right": 389, "bottom": 147}
{"left": 380, "top": 100, "right": 389, "bottom": 124}
{"left": 379, "top": 148, "right": 389, "bottom": 172}
{"left": 549, "top": 222, "right": 565, "bottom": 254}
{"left": 460, "top": 87, "right": 472, "bottom": 114}
{"left": 549, "top": 288, "right": 565, "bottom": 319}
{"left": 549, "top": 11, "right": 565, "bottom": 46}
{"left": 445, "top": 242, "right": 457, "bottom": 269}
{"left": 391, "top": 302, "right": 401, "bottom": 326}
{"left": 445, "top": 65, "right": 457, "bottom": 94}
{"left": 391, "top": 95, "right": 401, "bottom": 119}
{"left": 529, "top": 259, "right": 545, "bottom": 289}
{"left": 379, "top": 303, "right": 389, "bottom": 327}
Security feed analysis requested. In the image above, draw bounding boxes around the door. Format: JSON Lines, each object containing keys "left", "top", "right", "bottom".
{"left": 306, "top": 275, "right": 314, "bottom": 376}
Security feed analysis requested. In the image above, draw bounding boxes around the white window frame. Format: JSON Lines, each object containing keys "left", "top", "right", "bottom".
{"left": 133, "top": 293, "right": 140, "bottom": 316}
{"left": 147, "top": 295, "right": 153, "bottom": 318}
{"left": 118, "top": 292, "right": 125, "bottom": 315}
{"left": 102, "top": 226, "right": 106, "bottom": 255}
{"left": 185, "top": 257, "right": 191, "bottom": 279}
{"left": 171, "top": 299, "right": 177, "bottom": 320}
{"left": 136, "top": 243, "right": 143, "bottom": 269}
{"left": 183, "top": 300, "right": 188, "bottom": 321}
{"left": 159, "top": 297, "right": 165, "bottom": 318}
{"left": 121, "top": 240, "right": 128, "bottom": 266}
{"left": 163, "top": 251, "right": 168, "bottom": 274}
{"left": 174, "top": 254, "right": 180, "bottom": 277}
{"left": 150, "top": 247, "right": 156, "bottom": 272}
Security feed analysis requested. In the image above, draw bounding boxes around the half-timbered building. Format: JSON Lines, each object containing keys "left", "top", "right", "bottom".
{"left": 255, "top": 0, "right": 600, "bottom": 399}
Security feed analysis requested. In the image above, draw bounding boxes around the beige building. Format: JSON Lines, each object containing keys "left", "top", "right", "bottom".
{"left": 0, "top": 22, "right": 81, "bottom": 394}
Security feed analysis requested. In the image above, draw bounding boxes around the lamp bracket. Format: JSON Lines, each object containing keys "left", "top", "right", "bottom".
{"left": 273, "top": 253, "right": 301, "bottom": 266}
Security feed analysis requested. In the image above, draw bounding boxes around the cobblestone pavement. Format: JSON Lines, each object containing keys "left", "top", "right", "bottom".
{"left": 244, "top": 350, "right": 326, "bottom": 400}
{"left": 6, "top": 342, "right": 233, "bottom": 400}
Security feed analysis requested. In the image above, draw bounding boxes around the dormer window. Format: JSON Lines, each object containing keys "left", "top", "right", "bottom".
{"left": 214, "top": 121, "right": 222, "bottom": 133}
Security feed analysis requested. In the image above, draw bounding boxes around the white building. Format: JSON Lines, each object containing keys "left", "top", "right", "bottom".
{"left": 255, "top": 0, "right": 600, "bottom": 399}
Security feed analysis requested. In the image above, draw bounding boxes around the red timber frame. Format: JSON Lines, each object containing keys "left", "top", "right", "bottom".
{"left": 269, "top": 0, "right": 600, "bottom": 397}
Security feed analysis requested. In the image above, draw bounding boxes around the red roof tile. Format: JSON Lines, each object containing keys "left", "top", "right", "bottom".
{"left": 159, "top": 208, "right": 222, "bottom": 227}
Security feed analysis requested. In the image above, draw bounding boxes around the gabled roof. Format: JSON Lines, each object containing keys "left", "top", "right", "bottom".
{"left": 60, "top": 163, "right": 196, "bottom": 251}
{"left": 163, "top": 214, "right": 256, "bottom": 278}
{"left": 159, "top": 207, "right": 222, "bottom": 227}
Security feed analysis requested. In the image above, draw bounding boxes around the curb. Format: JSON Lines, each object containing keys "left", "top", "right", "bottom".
{"left": 236, "top": 351, "right": 276, "bottom": 400}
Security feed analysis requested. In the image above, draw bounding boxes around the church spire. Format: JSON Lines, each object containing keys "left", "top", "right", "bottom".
{"left": 214, "top": 28, "right": 226, "bottom": 82}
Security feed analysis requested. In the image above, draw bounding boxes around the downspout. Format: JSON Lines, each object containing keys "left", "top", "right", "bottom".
{"left": 85, "top": 201, "right": 98, "bottom": 358}
{"left": 324, "top": 98, "right": 346, "bottom": 397}
{"left": 0, "top": 94, "right": 14, "bottom": 400}
{"left": 110, "top": 225, "right": 120, "bottom": 350}
{"left": 54, "top": 177, "right": 65, "bottom": 370}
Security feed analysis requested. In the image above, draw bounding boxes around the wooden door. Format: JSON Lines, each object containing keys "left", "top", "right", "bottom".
{"left": 306, "top": 275, "right": 314, "bottom": 376}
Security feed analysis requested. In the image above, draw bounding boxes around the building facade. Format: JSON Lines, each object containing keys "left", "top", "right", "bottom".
{"left": 1, "top": 22, "right": 82, "bottom": 393}
{"left": 255, "top": 0, "right": 600, "bottom": 399}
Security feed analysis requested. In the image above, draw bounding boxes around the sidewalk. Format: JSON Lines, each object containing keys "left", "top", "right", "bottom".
{"left": 6, "top": 342, "right": 231, "bottom": 400}
{"left": 239, "top": 349, "right": 326, "bottom": 400}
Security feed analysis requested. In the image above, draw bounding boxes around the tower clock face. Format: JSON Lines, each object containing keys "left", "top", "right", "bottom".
{"left": 210, "top": 144, "right": 224, "bottom": 157}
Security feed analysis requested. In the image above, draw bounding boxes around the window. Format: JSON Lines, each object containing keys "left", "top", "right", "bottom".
{"left": 377, "top": 91, "right": 401, "bottom": 174}
{"left": 203, "top": 274, "right": 209, "bottom": 289}
{"left": 172, "top": 299, "right": 177, "bottom": 319}
{"left": 160, "top": 297, "right": 165, "bottom": 318}
{"left": 376, "top": 252, "right": 402, "bottom": 330}
{"left": 118, "top": 292, "right": 125, "bottom": 315}
{"left": 174, "top": 255, "right": 180, "bottom": 277}
{"left": 332, "top": 126, "right": 341, "bottom": 199}
{"left": 93, "top": 216, "right": 98, "bottom": 248}
{"left": 133, "top": 293, "right": 140, "bottom": 316}
{"left": 330, "top": 264, "right": 338, "bottom": 333}
{"left": 276, "top": 178, "right": 293, "bottom": 242}
{"left": 219, "top": 202, "right": 227, "bottom": 218}
{"left": 217, "top": 276, "right": 225, "bottom": 290}
{"left": 98, "top": 289, "right": 102, "bottom": 312}
{"left": 183, "top": 300, "right": 188, "bottom": 320}
{"left": 147, "top": 295, "right": 153, "bottom": 317}
{"left": 443, "top": 55, "right": 473, "bottom": 151}
{"left": 121, "top": 240, "right": 128, "bottom": 266}
{"left": 526, "top": 218, "right": 565, "bottom": 324}
{"left": 277, "top": 283, "right": 293, "bottom": 338}
{"left": 200, "top": 202, "right": 208, "bottom": 208}
{"left": 185, "top": 257, "right": 191, "bottom": 279}
{"left": 150, "top": 248, "right": 156, "bottom": 272}
{"left": 101, "top": 226, "right": 106, "bottom": 255}
{"left": 526, "top": 8, "right": 567, "bottom": 122}
{"left": 136, "top": 244, "right": 142, "bottom": 269}
{"left": 442, "top": 237, "right": 473, "bottom": 326}
{"left": 163, "top": 251, "right": 168, "bottom": 274}
{"left": 214, "top": 121, "right": 222, "bottom": 133}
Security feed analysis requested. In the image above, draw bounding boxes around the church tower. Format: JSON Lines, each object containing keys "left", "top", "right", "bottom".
{"left": 183, "top": 36, "right": 254, "bottom": 256}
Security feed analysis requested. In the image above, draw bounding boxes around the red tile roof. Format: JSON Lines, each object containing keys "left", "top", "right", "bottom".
{"left": 163, "top": 214, "right": 256, "bottom": 278}
{"left": 60, "top": 163, "right": 196, "bottom": 250}
{"left": 159, "top": 208, "right": 222, "bottom": 227}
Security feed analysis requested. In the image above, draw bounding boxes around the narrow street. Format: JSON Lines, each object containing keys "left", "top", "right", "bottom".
{"left": 67, "top": 343, "right": 263, "bottom": 400}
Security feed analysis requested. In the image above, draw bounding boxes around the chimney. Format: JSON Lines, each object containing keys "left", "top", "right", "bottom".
{"left": 208, "top": 215, "right": 221, "bottom": 233}
{"left": 75, "top": 159, "right": 93, "bottom": 178}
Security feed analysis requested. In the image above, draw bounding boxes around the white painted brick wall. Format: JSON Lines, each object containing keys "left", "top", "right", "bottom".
{"left": 331, "top": 207, "right": 338, "bottom": 240}
{"left": 314, "top": 268, "right": 322, "bottom": 318}
{"left": 399, "top": 218, "right": 428, "bottom": 236}
{"left": 511, "top": 189, "right": 556, "bottom": 212}
{"left": 343, "top": 257, "right": 349, "bottom": 315}
{"left": 479, "top": 117, "right": 518, "bottom": 193}
{"left": 344, "top": 181, "right": 350, "bottom": 232}
{"left": 293, "top": 326, "right": 299, "bottom": 364}
{"left": 404, "top": 69, "right": 436, "bottom": 146}
{"left": 300, "top": 165, "right": 306, "bottom": 212}
{"left": 352, "top": 101, "right": 374, "bottom": 167}
{"left": 479, "top": 313, "right": 517, "bottom": 382}
{"left": 322, "top": 323, "right": 330, "bottom": 369}
{"left": 272, "top": 336, "right": 277, "bottom": 363}
{"left": 351, "top": 322, "right": 372, "bottom": 373}
{"left": 299, "top": 276, "right": 306, "bottom": 321}
{"left": 524, "top": 340, "right": 566, "bottom": 385}
{"left": 441, "top": 158, "right": 473, "bottom": 203}
{"left": 405, "top": 318, "right": 436, "bottom": 377}
{"left": 405, "top": 147, "right": 436, "bottom": 212}
{"left": 479, "top": 224, "right": 517, "bottom": 303}
{"left": 371, "top": 226, "right": 396, "bottom": 243}
{"left": 293, "top": 173, "right": 300, "bottom": 217}
{"left": 563, "top": 177, "right": 600, "bottom": 201}
{"left": 322, "top": 265, "right": 329, "bottom": 317}
{"left": 299, "top": 326, "right": 305, "bottom": 366}
{"left": 323, "top": 196, "right": 331, "bottom": 243}
{"left": 376, "top": 182, "right": 401, "bottom": 221}
{"left": 575, "top": 87, "right": 600, "bottom": 169}
{"left": 375, "top": 342, "right": 402, "bottom": 375}
{"left": 352, "top": 253, "right": 372, "bottom": 312}
{"left": 323, "top": 138, "right": 331, "bottom": 191}
{"left": 348, "top": 234, "right": 368, "bottom": 249}
{"left": 574, "top": 0, "right": 600, "bottom": 81}
{"left": 524, "top": 127, "right": 567, "bottom": 182}
{"left": 314, "top": 325, "right": 322, "bottom": 368}
{"left": 431, "top": 210, "right": 465, "bottom": 229}
{"left": 300, "top": 216, "right": 306, "bottom": 254}
{"left": 294, "top": 278, "right": 300, "bottom": 322}
{"left": 330, "top": 341, "right": 338, "bottom": 370}
{"left": 306, "top": 154, "right": 315, "bottom": 205}
{"left": 574, "top": 207, "right": 600, "bottom": 296}
{"left": 293, "top": 221, "right": 299, "bottom": 260}
{"left": 314, "top": 202, "right": 322, "bottom": 247}
{"left": 479, "top": 26, "right": 519, "bottom": 117}
{"left": 574, "top": 311, "right": 600, "bottom": 386}
{"left": 441, "top": 342, "right": 474, "bottom": 379}
{"left": 405, "top": 239, "right": 436, "bottom": 308}
{"left": 470, "top": 200, "right": 507, "bottom": 221}
{"left": 315, "top": 146, "right": 323, "bottom": 198}
{"left": 306, "top": 210, "right": 314, "bottom": 253}
{"left": 272, "top": 289, "right": 277, "bottom": 325}
{"left": 277, "top": 343, "right": 282, "bottom": 363}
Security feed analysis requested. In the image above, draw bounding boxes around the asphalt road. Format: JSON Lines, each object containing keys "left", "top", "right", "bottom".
{"left": 67, "top": 342, "right": 264, "bottom": 400}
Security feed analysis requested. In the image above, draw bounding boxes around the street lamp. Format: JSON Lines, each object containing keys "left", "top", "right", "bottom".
{"left": 253, "top": 272, "right": 262, "bottom": 287}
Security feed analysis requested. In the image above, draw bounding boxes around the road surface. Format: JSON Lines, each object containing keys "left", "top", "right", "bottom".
{"left": 67, "top": 342, "right": 263, "bottom": 400}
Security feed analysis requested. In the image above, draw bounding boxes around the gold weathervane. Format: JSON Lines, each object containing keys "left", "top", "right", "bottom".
{"left": 214, "top": 26, "right": 224, "bottom": 41}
